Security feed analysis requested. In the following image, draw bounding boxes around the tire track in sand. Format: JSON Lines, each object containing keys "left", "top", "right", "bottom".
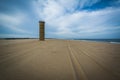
{"left": 66, "top": 40, "right": 88, "bottom": 80}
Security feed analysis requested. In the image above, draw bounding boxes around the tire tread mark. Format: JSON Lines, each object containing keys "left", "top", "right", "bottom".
{"left": 72, "top": 41, "right": 120, "bottom": 79}
{"left": 66, "top": 40, "right": 88, "bottom": 80}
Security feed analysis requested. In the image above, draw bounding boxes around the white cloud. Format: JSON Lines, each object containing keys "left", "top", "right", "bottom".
{"left": 57, "top": 0, "right": 79, "bottom": 12}
{"left": 33, "top": 0, "right": 120, "bottom": 38}
{"left": 0, "top": 12, "right": 30, "bottom": 33}
{"left": 33, "top": 0, "right": 66, "bottom": 20}
{"left": 0, "top": 13, "right": 24, "bottom": 26}
{"left": 79, "top": 0, "right": 100, "bottom": 8}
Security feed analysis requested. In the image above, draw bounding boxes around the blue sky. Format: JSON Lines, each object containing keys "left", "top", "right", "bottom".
{"left": 0, "top": 0, "right": 120, "bottom": 39}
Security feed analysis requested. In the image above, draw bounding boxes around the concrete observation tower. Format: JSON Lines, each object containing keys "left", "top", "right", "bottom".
{"left": 39, "top": 21, "right": 45, "bottom": 41}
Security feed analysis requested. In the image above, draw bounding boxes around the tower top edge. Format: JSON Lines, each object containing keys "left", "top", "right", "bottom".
{"left": 39, "top": 21, "right": 45, "bottom": 23}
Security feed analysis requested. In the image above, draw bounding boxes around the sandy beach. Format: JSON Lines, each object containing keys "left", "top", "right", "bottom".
{"left": 0, "top": 39, "right": 120, "bottom": 80}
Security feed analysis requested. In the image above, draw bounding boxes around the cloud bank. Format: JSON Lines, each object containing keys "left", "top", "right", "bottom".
{"left": 33, "top": 0, "right": 120, "bottom": 38}
{"left": 0, "top": 0, "right": 120, "bottom": 38}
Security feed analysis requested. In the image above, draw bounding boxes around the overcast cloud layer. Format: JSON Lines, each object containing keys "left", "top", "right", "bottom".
{"left": 0, "top": 0, "right": 120, "bottom": 39}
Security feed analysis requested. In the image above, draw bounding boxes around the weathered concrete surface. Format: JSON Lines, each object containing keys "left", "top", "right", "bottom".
{"left": 0, "top": 39, "right": 120, "bottom": 80}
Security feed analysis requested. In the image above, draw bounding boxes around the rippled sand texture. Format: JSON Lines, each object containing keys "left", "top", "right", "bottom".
{"left": 0, "top": 39, "right": 120, "bottom": 80}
